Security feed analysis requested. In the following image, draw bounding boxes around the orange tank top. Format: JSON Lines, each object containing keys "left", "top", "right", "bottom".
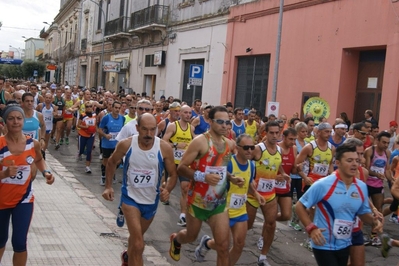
{"left": 0, "top": 136, "right": 36, "bottom": 209}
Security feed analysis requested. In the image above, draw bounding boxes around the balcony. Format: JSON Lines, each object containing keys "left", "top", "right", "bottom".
{"left": 40, "top": 27, "right": 49, "bottom": 39}
{"left": 105, "top": 16, "right": 130, "bottom": 38}
{"left": 81, "top": 38, "right": 87, "bottom": 50}
{"left": 130, "top": 5, "right": 169, "bottom": 33}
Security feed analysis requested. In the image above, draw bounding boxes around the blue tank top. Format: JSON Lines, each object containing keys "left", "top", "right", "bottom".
{"left": 22, "top": 111, "right": 40, "bottom": 140}
{"left": 194, "top": 115, "right": 210, "bottom": 135}
{"left": 99, "top": 114, "right": 125, "bottom": 149}
{"left": 231, "top": 120, "right": 245, "bottom": 137}
{"left": 159, "top": 118, "right": 170, "bottom": 138}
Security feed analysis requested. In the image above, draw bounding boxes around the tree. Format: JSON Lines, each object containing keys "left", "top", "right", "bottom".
{"left": 21, "top": 60, "right": 46, "bottom": 79}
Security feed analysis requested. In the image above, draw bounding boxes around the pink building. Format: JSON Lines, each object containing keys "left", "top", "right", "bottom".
{"left": 221, "top": 0, "right": 399, "bottom": 128}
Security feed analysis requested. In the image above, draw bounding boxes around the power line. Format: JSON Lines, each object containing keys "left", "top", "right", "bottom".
{"left": 1, "top": 26, "right": 40, "bottom": 31}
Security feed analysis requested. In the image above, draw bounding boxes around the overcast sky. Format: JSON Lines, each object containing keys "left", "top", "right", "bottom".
{"left": 0, "top": 0, "right": 60, "bottom": 56}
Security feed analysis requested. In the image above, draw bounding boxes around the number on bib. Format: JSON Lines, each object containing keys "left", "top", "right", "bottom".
{"left": 205, "top": 166, "right": 227, "bottom": 185}
{"left": 109, "top": 132, "right": 118, "bottom": 141}
{"left": 128, "top": 169, "right": 156, "bottom": 188}
{"left": 275, "top": 180, "right": 286, "bottom": 189}
{"left": 332, "top": 219, "right": 353, "bottom": 240}
{"left": 174, "top": 149, "right": 185, "bottom": 161}
{"left": 312, "top": 163, "right": 329, "bottom": 176}
{"left": 257, "top": 178, "right": 274, "bottom": 192}
{"left": 229, "top": 193, "right": 246, "bottom": 209}
{"left": 1, "top": 166, "right": 30, "bottom": 185}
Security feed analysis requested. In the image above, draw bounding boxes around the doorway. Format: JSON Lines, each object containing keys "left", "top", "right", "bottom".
{"left": 234, "top": 55, "right": 270, "bottom": 114}
{"left": 353, "top": 50, "right": 385, "bottom": 123}
{"left": 144, "top": 75, "right": 156, "bottom": 98}
{"left": 182, "top": 59, "right": 204, "bottom": 106}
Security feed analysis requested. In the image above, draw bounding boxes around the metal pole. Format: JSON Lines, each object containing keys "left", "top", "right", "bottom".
{"left": 89, "top": 0, "right": 105, "bottom": 88}
{"left": 192, "top": 86, "right": 196, "bottom": 106}
{"left": 271, "top": 0, "right": 284, "bottom": 102}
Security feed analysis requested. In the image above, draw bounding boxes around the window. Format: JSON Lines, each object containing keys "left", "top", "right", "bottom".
{"left": 97, "top": 0, "right": 103, "bottom": 30}
{"left": 120, "top": 0, "right": 125, "bottom": 17}
{"left": 145, "top": 54, "right": 155, "bottom": 67}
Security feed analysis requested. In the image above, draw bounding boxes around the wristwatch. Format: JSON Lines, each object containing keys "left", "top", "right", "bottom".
{"left": 173, "top": 143, "right": 178, "bottom": 150}
{"left": 42, "top": 170, "right": 51, "bottom": 177}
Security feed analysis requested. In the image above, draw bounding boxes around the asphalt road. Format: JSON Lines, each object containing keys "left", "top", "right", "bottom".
{"left": 47, "top": 131, "right": 399, "bottom": 266}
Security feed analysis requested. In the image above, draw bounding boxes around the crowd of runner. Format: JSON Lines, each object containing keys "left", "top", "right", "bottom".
{"left": 1, "top": 77, "right": 399, "bottom": 266}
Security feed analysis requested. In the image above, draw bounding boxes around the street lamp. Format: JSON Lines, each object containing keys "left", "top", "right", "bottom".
{"left": 9, "top": 45, "right": 21, "bottom": 59}
{"left": 21, "top": 36, "right": 37, "bottom": 61}
{"left": 43, "top": 22, "right": 62, "bottom": 83}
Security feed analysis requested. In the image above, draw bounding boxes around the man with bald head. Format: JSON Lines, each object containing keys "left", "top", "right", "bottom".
{"left": 12, "top": 91, "right": 23, "bottom": 104}
{"left": 163, "top": 105, "right": 196, "bottom": 226}
{"left": 103, "top": 113, "right": 177, "bottom": 266}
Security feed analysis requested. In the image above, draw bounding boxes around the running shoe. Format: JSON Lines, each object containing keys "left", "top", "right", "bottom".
{"left": 381, "top": 233, "right": 392, "bottom": 258}
{"left": 162, "top": 200, "right": 170, "bottom": 205}
{"left": 100, "top": 176, "right": 106, "bottom": 186}
{"left": 303, "top": 238, "right": 313, "bottom": 252}
{"left": 75, "top": 154, "right": 82, "bottom": 162}
{"left": 65, "top": 137, "right": 69, "bottom": 145}
{"left": 389, "top": 214, "right": 399, "bottom": 224}
{"left": 371, "top": 236, "right": 382, "bottom": 246}
{"left": 50, "top": 137, "right": 56, "bottom": 144}
{"left": 258, "top": 258, "right": 272, "bottom": 266}
{"left": 99, "top": 153, "right": 103, "bottom": 160}
{"left": 177, "top": 217, "right": 186, "bottom": 227}
{"left": 363, "top": 234, "right": 371, "bottom": 246}
{"left": 121, "top": 250, "right": 128, "bottom": 266}
{"left": 169, "top": 233, "right": 181, "bottom": 261}
{"left": 85, "top": 166, "right": 92, "bottom": 174}
{"left": 257, "top": 236, "right": 263, "bottom": 250}
{"left": 194, "top": 235, "right": 211, "bottom": 262}
{"left": 59, "top": 138, "right": 64, "bottom": 145}
{"left": 289, "top": 221, "right": 302, "bottom": 231}
{"left": 116, "top": 209, "right": 125, "bottom": 227}
{"left": 113, "top": 176, "right": 117, "bottom": 184}
{"left": 55, "top": 144, "right": 60, "bottom": 150}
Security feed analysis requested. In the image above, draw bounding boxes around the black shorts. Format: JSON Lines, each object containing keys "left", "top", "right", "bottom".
{"left": 351, "top": 230, "right": 364, "bottom": 246}
{"left": 102, "top": 148, "right": 115, "bottom": 159}
{"left": 53, "top": 118, "right": 63, "bottom": 124}
{"left": 367, "top": 185, "right": 383, "bottom": 196}
{"left": 390, "top": 197, "right": 399, "bottom": 212}
{"left": 176, "top": 164, "right": 190, "bottom": 182}
{"left": 276, "top": 192, "right": 291, "bottom": 198}
{"left": 313, "top": 247, "right": 350, "bottom": 266}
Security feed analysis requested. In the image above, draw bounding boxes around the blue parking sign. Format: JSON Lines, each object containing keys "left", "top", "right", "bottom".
{"left": 188, "top": 64, "right": 203, "bottom": 86}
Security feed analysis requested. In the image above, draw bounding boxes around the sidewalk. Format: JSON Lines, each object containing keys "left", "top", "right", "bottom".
{"left": 2, "top": 153, "right": 171, "bottom": 266}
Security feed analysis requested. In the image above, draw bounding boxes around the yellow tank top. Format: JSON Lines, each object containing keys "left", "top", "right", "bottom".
{"left": 254, "top": 143, "right": 282, "bottom": 198}
{"left": 308, "top": 140, "right": 333, "bottom": 181}
{"left": 227, "top": 156, "right": 254, "bottom": 218}
{"left": 245, "top": 120, "right": 257, "bottom": 142}
{"left": 124, "top": 114, "right": 135, "bottom": 125}
{"left": 304, "top": 135, "right": 315, "bottom": 143}
{"left": 170, "top": 121, "right": 193, "bottom": 164}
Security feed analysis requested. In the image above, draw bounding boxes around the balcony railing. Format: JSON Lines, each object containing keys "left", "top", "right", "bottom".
{"left": 81, "top": 38, "right": 87, "bottom": 50}
{"left": 105, "top": 16, "right": 129, "bottom": 36}
{"left": 130, "top": 5, "right": 169, "bottom": 30}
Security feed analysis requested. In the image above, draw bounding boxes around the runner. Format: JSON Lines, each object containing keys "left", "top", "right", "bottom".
{"left": 295, "top": 141, "right": 382, "bottom": 266}
{"left": 364, "top": 131, "right": 393, "bottom": 246}
{"left": 194, "top": 134, "right": 265, "bottom": 265}
{"left": 162, "top": 105, "right": 195, "bottom": 227}
{"left": 231, "top": 108, "right": 246, "bottom": 137}
{"left": 0, "top": 77, "right": 12, "bottom": 111}
{"left": 169, "top": 106, "right": 244, "bottom": 265}
{"left": 0, "top": 102, "right": 54, "bottom": 266}
{"left": 295, "top": 122, "right": 335, "bottom": 251}
{"left": 245, "top": 110, "right": 259, "bottom": 143}
{"left": 246, "top": 120, "right": 290, "bottom": 266}
{"left": 21, "top": 93, "right": 46, "bottom": 153}
{"left": 98, "top": 101, "right": 125, "bottom": 185}
{"left": 276, "top": 128, "right": 298, "bottom": 225}
{"left": 192, "top": 104, "right": 212, "bottom": 135}
{"left": 191, "top": 99, "right": 202, "bottom": 120}
{"left": 102, "top": 113, "right": 177, "bottom": 266}
{"left": 51, "top": 88, "right": 66, "bottom": 148}
{"left": 28, "top": 84, "right": 44, "bottom": 109}
{"left": 59, "top": 88, "right": 76, "bottom": 148}
{"left": 77, "top": 102, "right": 97, "bottom": 173}
{"left": 36, "top": 93, "right": 58, "bottom": 155}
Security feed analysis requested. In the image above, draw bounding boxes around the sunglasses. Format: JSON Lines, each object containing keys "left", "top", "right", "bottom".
{"left": 85, "top": 105, "right": 93, "bottom": 107}
{"left": 212, "top": 119, "right": 231, "bottom": 125}
{"left": 237, "top": 145, "right": 255, "bottom": 151}
{"left": 138, "top": 107, "right": 153, "bottom": 112}
{"left": 126, "top": 99, "right": 132, "bottom": 102}
{"left": 357, "top": 130, "right": 367, "bottom": 135}
{"left": 130, "top": 106, "right": 136, "bottom": 109}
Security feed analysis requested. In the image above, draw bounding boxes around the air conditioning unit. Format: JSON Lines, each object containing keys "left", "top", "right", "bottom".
{"left": 120, "top": 59, "right": 129, "bottom": 70}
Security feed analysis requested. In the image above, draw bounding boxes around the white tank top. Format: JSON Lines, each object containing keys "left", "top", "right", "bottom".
{"left": 42, "top": 104, "right": 54, "bottom": 131}
{"left": 126, "top": 135, "right": 163, "bottom": 204}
